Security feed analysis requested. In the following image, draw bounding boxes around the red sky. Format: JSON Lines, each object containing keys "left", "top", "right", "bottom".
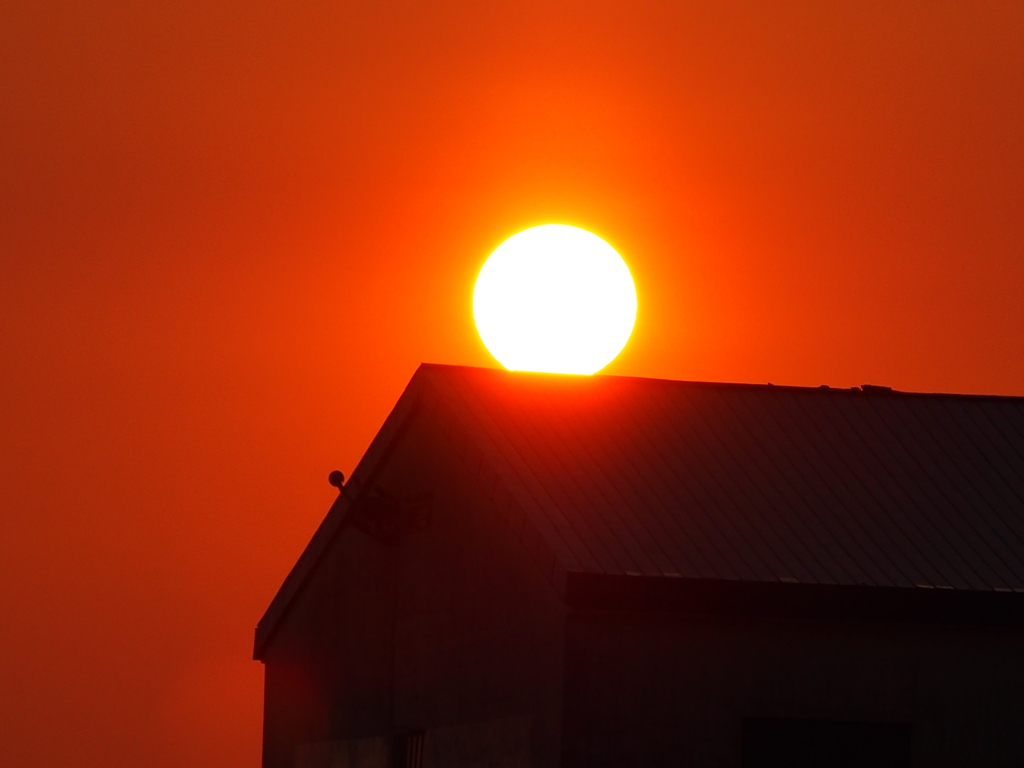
{"left": 2, "top": 2, "right": 1024, "bottom": 766}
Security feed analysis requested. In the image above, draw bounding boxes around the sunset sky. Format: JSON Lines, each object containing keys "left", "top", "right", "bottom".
{"left": 3, "top": 2, "right": 1024, "bottom": 766}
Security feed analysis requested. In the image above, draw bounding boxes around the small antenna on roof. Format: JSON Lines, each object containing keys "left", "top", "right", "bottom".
{"left": 328, "top": 470, "right": 345, "bottom": 489}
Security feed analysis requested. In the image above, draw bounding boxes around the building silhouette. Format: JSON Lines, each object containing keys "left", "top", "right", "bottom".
{"left": 255, "top": 364, "right": 1024, "bottom": 768}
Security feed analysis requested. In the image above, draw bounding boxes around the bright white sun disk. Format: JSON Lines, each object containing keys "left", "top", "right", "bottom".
{"left": 473, "top": 224, "right": 637, "bottom": 375}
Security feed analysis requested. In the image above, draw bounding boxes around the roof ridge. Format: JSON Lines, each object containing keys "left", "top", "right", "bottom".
{"left": 418, "top": 363, "right": 1024, "bottom": 403}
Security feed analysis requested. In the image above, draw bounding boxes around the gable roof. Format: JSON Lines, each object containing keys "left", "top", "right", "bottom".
{"left": 255, "top": 364, "right": 1024, "bottom": 657}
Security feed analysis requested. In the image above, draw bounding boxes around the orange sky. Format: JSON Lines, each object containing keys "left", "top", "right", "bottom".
{"left": 2, "top": 2, "right": 1024, "bottom": 766}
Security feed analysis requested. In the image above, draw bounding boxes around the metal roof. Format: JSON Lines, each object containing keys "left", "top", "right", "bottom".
{"left": 423, "top": 364, "right": 1024, "bottom": 592}
{"left": 255, "top": 364, "right": 1024, "bottom": 657}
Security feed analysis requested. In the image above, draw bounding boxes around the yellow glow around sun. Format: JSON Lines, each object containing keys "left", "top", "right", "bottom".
{"left": 473, "top": 224, "right": 637, "bottom": 375}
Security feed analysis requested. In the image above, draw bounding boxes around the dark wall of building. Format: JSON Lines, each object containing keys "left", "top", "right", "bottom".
{"left": 563, "top": 610, "right": 1024, "bottom": 768}
{"left": 261, "top": 408, "right": 566, "bottom": 768}
{"left": 260, "top": 488, "right": 399, "bottom": 767}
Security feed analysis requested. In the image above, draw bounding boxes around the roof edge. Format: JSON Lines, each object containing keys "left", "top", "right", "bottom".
{"left": 253, "top": 365, "right": 431, "bottom": 660}
{"left": 566, "top": 573, "right": 1024, "bottom": 627}
{"left": 416, "top": 363, "right": 1024, "bottom": 403}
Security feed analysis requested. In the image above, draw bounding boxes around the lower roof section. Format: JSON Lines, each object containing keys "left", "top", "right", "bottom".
{"left": 566, "top": 572, "right": 1024, "bottom": 627}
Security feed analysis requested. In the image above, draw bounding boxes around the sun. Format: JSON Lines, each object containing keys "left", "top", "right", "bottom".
{"left": 473, "top": 224, "right": 637, "bottom": 375}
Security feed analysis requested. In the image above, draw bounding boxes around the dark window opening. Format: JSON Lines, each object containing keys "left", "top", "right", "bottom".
{"left": 392, "top": 731, "right": 425, "bottom": 768}
{"left": 742, "top": 718, "right": 911, "bottom": 768}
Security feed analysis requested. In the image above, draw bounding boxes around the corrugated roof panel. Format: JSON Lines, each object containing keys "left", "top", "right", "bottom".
{"left": 624, "top": 385, "right": 778, "bottom": 582}
{"left": 423, "top": 366, "right": 1024, "bottom": 592}
{"left": 436, "top": 372, "right": 605, "bottom": 574}
{"left": 773, "top": 391, "right": 920, "bottom": 587}
{"left": 541, "top": 404, "right": 683, "bottom": 577}
{"left": 666, "top": 387, "right": 826, "bottom": 584}
{"left": 759, "top": 390, "right": 904, "bottom": 586}
{"left": 844, "top": 394, "right": 1005, "bottom": 589}
{"left": 707, "top": 388, "right": 868, "bottom": 585}
{"left": 888, "top": 397, "right": 1015, "bottom": 589}
{"left": 942, "top": 400, "right": 1024, "bottom": 560}
{"left": 524, "top": 405, "right": 650, "bottom": 574}
{"left": 574, "top": 391, "right": 730, "bottom": 580}
{"left": 578, "top": 397, "right": 728, "bottom": 579}
{"left": 886, "top": 396, "right": 1024, "bottom": 586}
{"left": 537, "top": 400, "right": 676, "bottom": 576}
{"left": 465, "top": 378, "right": 636, "bottom": 575}
{"left": 797, "top": 392, "right": 955, "bottom": 588}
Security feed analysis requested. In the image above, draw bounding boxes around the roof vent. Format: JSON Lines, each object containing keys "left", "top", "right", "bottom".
{"left": 861, "top": 384, "right": 893, "bottom": 393}
{"left": 328, "top": 470, "right": 345, "bottom": 489}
